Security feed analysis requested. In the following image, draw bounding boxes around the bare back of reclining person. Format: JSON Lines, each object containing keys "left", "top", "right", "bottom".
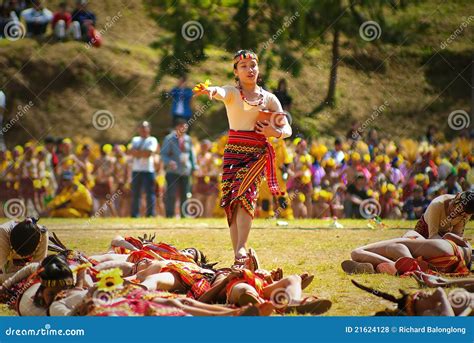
{"left": 341, "top": 232, "right": 471, "bottom": 275}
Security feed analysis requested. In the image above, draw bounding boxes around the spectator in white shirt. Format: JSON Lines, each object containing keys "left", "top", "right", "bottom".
{"left": 21, "top": 0, "right": 52, "bottom": 37}
{"left": 128, "top": 121, "right": 159, "bottom": 217}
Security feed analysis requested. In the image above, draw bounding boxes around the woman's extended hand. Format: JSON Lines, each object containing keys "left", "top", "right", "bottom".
{"left": 193, "top": 87, "right": 215, "bottom": 100}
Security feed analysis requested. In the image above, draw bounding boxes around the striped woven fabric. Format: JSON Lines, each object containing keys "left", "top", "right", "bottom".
{"left": 126, "top": 242, "right": 196, "bottom": 264}
{"left": 424, "top": 239, "right": 470, "bottom": 276}
{"left": 143, "top": 243, "right": 196, "bottom": 264}
{"left": 89, "top": 287, "right": 188, "bottom": 317}
{"left": 225, "top": 269, "right": 268, "bottom": 300}
{"left": 112, "top": 236, "right": 143, "bottom": 254}
{"left": 221, "top": 130, "right": 282, "bottom": 225}
{"left": 414, "top": 215, "right": 429, "bottom": 238}
{"left": 162, "top": 261, "right": 212, "bottom": 298}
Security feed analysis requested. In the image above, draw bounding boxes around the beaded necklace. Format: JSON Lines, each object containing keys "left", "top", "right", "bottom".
{"left": 237, "top": 85, "right": 264, "bottom": 107}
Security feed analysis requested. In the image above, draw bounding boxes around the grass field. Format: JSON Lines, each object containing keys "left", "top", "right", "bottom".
{"left": 1, "top": 218, "right": 472, "bottom": 316}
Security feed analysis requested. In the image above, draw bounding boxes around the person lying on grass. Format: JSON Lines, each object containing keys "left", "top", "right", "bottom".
{"left": 197, "top": 267, "right": 331, "bottom": 315}
{"left": 351, "top": 279, "right": 473, "bottom": 316}
{"left": 72, "top": 280, "right": 273, "bottom": 317}
{"left": 1, "top": 254, "right": 269, "bottom": 316}
{"left": 341, "top": 232, "right": 471, "bottom": 276}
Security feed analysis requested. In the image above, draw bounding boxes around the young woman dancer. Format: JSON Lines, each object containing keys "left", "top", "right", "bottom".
{"left": 194, "top": 50, "right": 292, "bottom": 267}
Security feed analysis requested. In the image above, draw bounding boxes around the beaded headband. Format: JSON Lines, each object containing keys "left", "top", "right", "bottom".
{"left": 233, "top": 51, "right": 258, "bottom": 65}
{"left": 40, "top": 277, "right": 74, "bottom": 288}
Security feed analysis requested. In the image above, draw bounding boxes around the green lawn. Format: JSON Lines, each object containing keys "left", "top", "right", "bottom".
{"left": 1, "top": 218, "right": 472, "bottom": 316}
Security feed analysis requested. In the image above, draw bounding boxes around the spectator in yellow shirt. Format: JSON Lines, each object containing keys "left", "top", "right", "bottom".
{"left": 42, "top": 171, "right": 92, "bottom": 218}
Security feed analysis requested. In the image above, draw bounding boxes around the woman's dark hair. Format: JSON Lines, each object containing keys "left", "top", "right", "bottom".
{"left": 33, "top": 254, "right": 73, "bottom": 307}
{"left": 183, "top": 247, "right": 218, "bottom": 271}
{"left": 463, "top": 191, "right": 474, "bottom": 214}
{"left": 10, "top": 218, "right": 45, "bottom": 257}
{"left": 232, "top": 49, "right": 257, "bottom": 70}
{"left": 277, "top": 79, "right": 287, "bottom": 91}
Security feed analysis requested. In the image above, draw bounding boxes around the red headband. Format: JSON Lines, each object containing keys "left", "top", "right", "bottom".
{"left": 233, "top": 52, "right": 258, "bottom": 65}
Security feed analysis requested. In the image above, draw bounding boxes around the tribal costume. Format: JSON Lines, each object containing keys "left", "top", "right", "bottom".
{"left": 221, "top": 130, "right": 282, "bottom": 225}
{"left": 87, "top": 286, "right": 188, "bottom": 317}
{"left": 225, "top": 268, "right": 270, "bottom": 301}
{"left": 398, "top": 239, "right": 470, "bottom": 277}
{"left": 162, "top": 261, "right": 214, "bottom": 299}
{"left": 126, "top": 242, "right": 196, "bottom": 264}
{"left": 46, "top": 182, "right": 93, "bottom": 218}
{"left": 414, "top": 215, "right": 429, "bottom": 238}
{"left": 422, "top": 239, "right": 470, "bottom": 276}
{"left": 414, "top": 193, "right": 471, "bottom": 238}
{"left": 206, "top": 51, "right": 292, "bottom": 226}
{"left": 258, "top": 137, "right": 294, "bottom": 219}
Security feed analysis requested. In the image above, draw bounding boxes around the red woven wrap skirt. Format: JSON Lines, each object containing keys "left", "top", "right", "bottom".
{"left": 220, "top": 130, "right": 282, "bottom": 226}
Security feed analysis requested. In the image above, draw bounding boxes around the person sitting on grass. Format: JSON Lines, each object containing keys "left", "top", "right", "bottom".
{"left": 41, "top": 171, "right": 93, "bottom": 218}
{"left": 0, "top": 218, "right": 48, "bottom": 284}
{"left": 402, "top": 185, "right": 430, "bottom": 220}
{"left": 51, "top": 1, "right": 74, "bottom": 40}
{"left": 20, "top": 0, "right": 52, "bottom": 38}
{"left": 409, "top": 191, "right": 473, "bottom": 239}
{"left": 71, "top": 0, "right": 96, "bottom": 41}
{"left": 341, "top": 232, "right": 471, "bottom": 276}
{"left": 344, "top": 173, "right": 371, "bottom": 218}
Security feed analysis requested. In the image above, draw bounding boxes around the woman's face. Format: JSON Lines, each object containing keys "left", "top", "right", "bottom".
{"left": 234, "top": 59, "right": 259, "bottom": 85}
{"left": 181, "top": 248, "right": 198, "bottom": 262}
{"left": 136, "top": 259, "right": 152, "bottom": 272}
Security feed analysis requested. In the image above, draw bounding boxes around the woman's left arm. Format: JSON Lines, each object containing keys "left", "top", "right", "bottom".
{"left": 267, "top": 94, "right": 292, "bottom": 138}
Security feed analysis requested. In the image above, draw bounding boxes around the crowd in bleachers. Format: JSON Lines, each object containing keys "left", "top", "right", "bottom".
{"left": 0, "top": 120, "right": 472, "bottom": 219}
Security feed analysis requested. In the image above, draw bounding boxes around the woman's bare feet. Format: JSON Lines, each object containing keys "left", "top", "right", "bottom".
{"left": 300, "top": 272, "right": 314, "bottom": 290}
{"left": 341, "top": 260, "right": 375, "bottom": 274}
